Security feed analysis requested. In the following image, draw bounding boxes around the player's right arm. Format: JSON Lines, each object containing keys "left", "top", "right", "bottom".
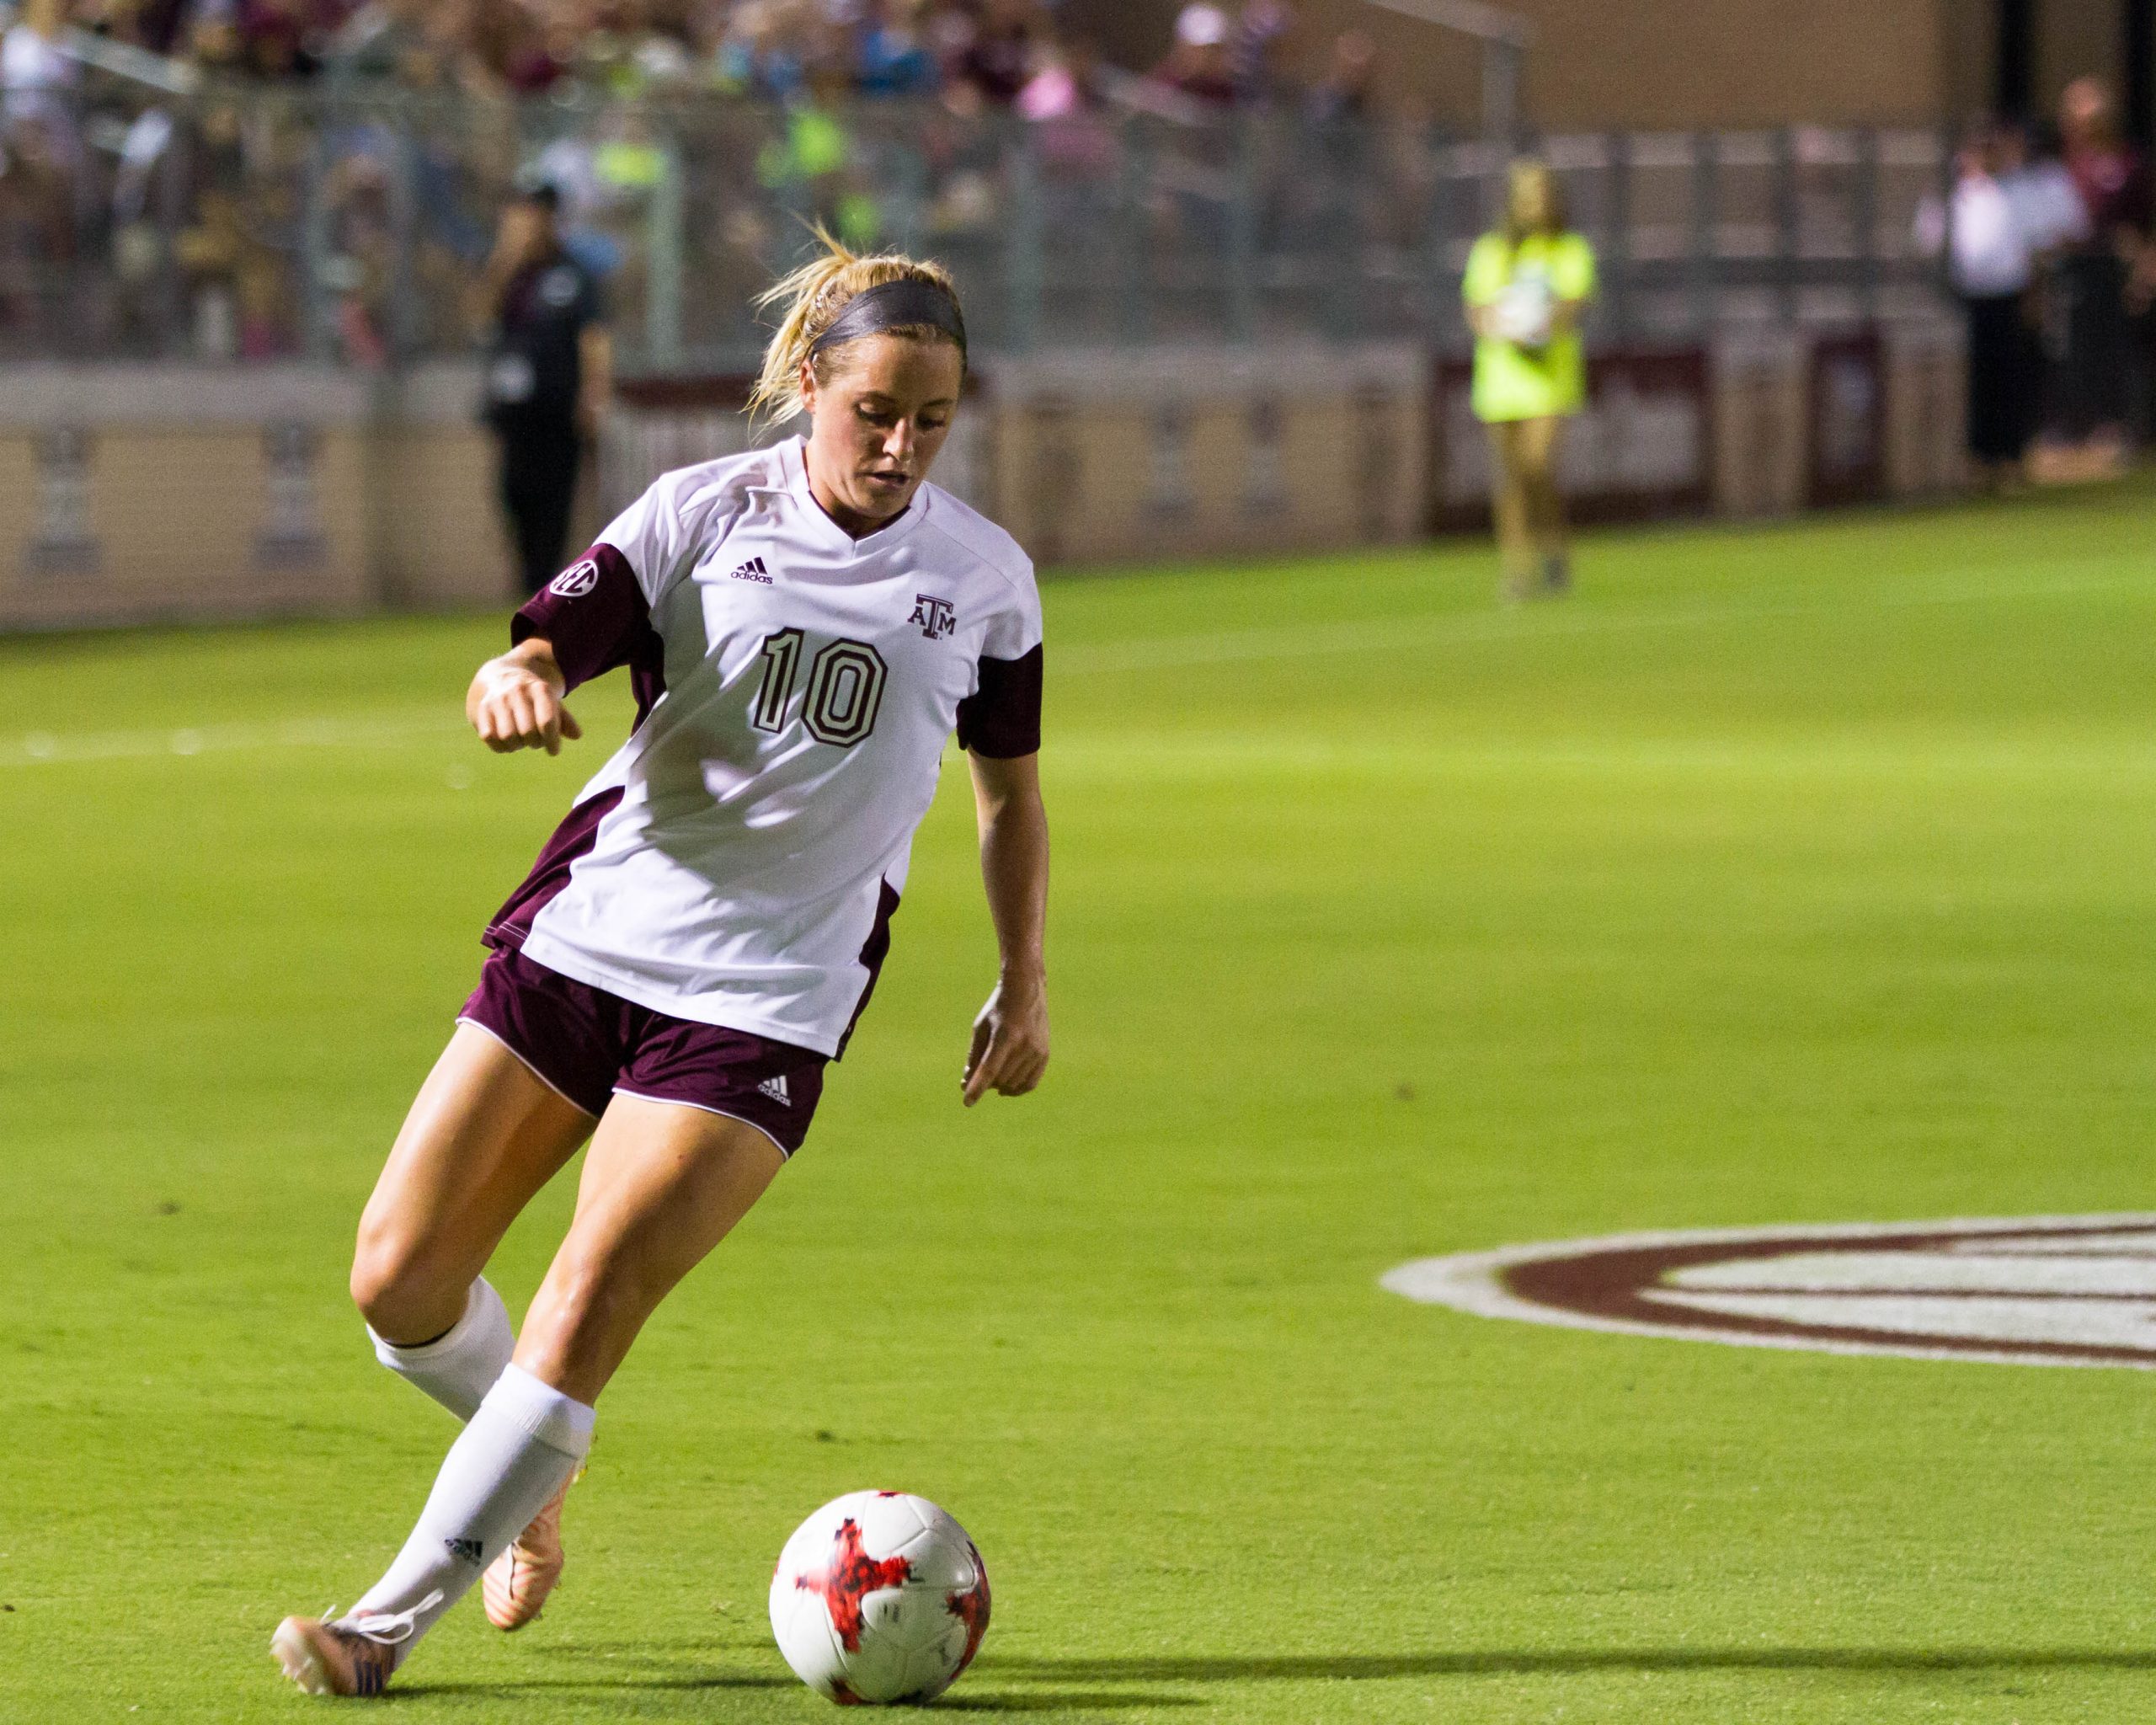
{"left": 471, "top": 467, "right": 719, "bottom": 756}
{"left": 467, "top": 638, "right": 584, "bottom": 756}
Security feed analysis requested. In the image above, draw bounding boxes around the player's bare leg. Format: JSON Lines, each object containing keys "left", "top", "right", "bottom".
{"left": 271, "top": 1027, "right": 597, "bottom": 1692}
{"left": 274, "top": 1100, "right": 782, "bottom": 1693}
{"left": 354, "top": 1025, "right": 596, "bottom": 1635}
{"left": 485, "top": 1099, "right": 785, "bottom": 1626}
{"left": 351, "top": 1023, "right": 595, "bottom": 1348}
{"left": 514, "top": 1097, "right": 786, "bottom": 1406}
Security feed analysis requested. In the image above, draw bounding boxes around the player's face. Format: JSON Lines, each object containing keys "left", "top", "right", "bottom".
{"left": 801, "top": 334, "right": 964, "bottom": 529}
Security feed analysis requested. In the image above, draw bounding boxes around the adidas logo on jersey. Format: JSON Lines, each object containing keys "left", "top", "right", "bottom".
{"left": 756, "top": 1074, "right": 790, "bottom": 1106}
{"left": 730, "top": 557, "right": 772, "bottom": 584}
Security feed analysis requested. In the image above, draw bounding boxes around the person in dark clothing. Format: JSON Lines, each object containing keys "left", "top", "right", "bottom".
{"left": 2053, "top": 78, "right": 2150, "bottom": 453}
{"left": 477, "top": 181, "right": 610, "bottom": 596}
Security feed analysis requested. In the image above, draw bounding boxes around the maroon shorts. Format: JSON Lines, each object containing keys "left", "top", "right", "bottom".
{"left": 458, "top": 945, "right": 827, "bottom": 1156}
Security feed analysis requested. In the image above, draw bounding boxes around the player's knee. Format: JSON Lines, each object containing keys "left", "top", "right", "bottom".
{"left": 349, "top": 1223, "right": 454, "bottom": 1338}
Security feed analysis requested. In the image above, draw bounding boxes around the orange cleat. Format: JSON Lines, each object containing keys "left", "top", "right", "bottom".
{"left": 483, "top": 1472, "right": 573, "bottom": 1631}
{"left": 270, "top": 1615, "right": 403, "bottom": 1698}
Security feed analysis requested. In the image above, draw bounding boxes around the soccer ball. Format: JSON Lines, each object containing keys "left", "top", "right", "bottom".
{"left": 769, "top": 1490, "right": 991, "bottom": 1706}
{"left": 1492, "top": 275, "right": 1555, "bottom": 347}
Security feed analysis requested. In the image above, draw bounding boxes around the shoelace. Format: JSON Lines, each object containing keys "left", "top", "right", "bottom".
{"left": 337, "top": 1590, "right": 446, "bottom": 1647}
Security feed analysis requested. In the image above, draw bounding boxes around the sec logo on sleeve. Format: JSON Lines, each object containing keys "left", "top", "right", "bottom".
{"left": 548, "top": 560, "right": 600, "bottom": 599}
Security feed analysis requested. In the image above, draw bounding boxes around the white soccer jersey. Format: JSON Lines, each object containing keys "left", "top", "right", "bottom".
{"left": 488, "top": 437, "right": 1043, "bottom": 1058}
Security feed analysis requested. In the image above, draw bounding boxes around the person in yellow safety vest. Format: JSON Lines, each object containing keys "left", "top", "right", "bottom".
{"left": 1462, "top": 159, "right": 1598, "bottom": 602}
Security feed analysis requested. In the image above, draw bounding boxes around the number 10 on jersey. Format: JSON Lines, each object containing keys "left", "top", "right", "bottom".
{"left": 750, "top": 629, "right": 889, "bottom": 747}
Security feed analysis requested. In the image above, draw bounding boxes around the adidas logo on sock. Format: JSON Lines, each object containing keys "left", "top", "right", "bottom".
{"left": 730, "top": 557, "right": 772, "bottom": 584}
{"left": 444, "top": 1536, "right": 485, "bottom": 1567}
{"left": 756, "top": 1074, "right": 790, "bottom": 1106}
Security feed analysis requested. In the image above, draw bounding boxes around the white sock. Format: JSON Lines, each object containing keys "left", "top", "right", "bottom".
{"left": 343, "top": 1364, "right": 595, "bottom": 1656}
{"left": 369, "top": 1279, "right": 514, "bottom": 1422}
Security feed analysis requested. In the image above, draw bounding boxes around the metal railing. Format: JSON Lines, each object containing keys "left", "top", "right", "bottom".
{"left": 0, "top": 77, "right": 1951, "bottom": 371}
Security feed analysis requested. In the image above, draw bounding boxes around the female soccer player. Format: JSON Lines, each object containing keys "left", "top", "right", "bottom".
{"left": 272, "top": 239, "right": 1049, "bottom": 1697}
{"left": 1461, "top": 158, "right": 1597, "bottom": 602}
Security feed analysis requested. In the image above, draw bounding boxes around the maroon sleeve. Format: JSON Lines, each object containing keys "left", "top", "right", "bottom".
{"left": 955, "top": 644, "right": 1043, "bottom": 758}
{"left": 510, "top": 543, "right": 652, "bottom": 695}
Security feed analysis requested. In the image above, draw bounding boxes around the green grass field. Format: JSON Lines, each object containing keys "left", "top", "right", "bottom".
{"left": 5, "top": 482, "right": 2156, "bottom": 1722}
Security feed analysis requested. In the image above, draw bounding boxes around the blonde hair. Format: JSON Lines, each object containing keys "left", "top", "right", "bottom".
{"left": 749, "top": 232, "right": 965, "bottom": 419}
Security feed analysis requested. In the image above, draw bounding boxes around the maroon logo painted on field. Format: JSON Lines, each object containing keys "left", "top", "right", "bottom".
{"left": 796, "top": 1519, "right": 912, "bottom": 1650}
{"left": 947, "top": 1541, "right": 992, "bottom": 1676}
{"left": 1384, "top": 1215, "right": 2156, "bottom": 1370}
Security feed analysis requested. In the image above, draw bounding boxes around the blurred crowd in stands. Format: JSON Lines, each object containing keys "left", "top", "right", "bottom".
{"left": 6, "top": 0, "right": 2154, "bottom": 485}
{"left": 0, "top": 0, "right": 1371, "bottom": 115}
{"left": 1919, "top": 76, "right": 2154, "bottom": 481}
{"left": 0, "top": 0, "right": 1385, "bottom": 361}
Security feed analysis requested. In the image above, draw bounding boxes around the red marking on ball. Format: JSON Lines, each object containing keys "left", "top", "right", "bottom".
{"left": 947, "top": 1541, "right": 992, "bottom": 1675}
{"left": 830, "top": 1676, "right": 865, "bottom": 1706}
{"left": 795, "top": 1518, "right": 912, "bottom": 1652}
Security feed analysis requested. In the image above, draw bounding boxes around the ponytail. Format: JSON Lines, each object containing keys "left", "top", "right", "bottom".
{"left": 749, "top": 229, "right": 966, "bottom": 419}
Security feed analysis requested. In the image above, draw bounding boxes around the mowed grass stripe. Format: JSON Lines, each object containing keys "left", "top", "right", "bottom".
{"left": 3, "top": 485, "right": 2156, "bottom": 1722}
{"left": 4, "top": 534, "right": 2150, "bottom": 769}
{"left": 1059, "top": 550, "right": 2149, "bottom": 675}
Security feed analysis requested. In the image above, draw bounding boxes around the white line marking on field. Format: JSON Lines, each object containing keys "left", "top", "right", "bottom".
{"left": 1057, "top": 556, "right": 2149, "bottom": 676}
{"left": 3, "top": 554, "right": 2148, "bottom": 767}
{"left": 1044, "top": 732, "right": 2156, "bottom": 782}
{"left": 0, "top": 711, "right": 462, "bottom": 768}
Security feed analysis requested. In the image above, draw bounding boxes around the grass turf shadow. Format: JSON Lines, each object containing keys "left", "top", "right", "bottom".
{"left": 385, "top": 1678, "right": 1190, "bottom": 1714}
{"left": 987, "top": 1648, "right": 2156, "bottom": 1683}
{"left": 391, "top": 1640, "right": 1196, "bottom": 1714}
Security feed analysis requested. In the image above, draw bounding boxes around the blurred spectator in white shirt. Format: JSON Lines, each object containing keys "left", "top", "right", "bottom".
{"left": 1916, "top": 121, "right": 2040, "bottom": 483}
{"left": 1997, "top": 120, "right": 2091, "bottom": 255}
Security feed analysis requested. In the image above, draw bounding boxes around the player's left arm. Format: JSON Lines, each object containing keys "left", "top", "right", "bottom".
{"left": 963, "top": 750, "right": 1049, "bottom": 1107}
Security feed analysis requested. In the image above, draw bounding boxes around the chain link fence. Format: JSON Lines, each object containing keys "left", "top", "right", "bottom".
{"left": 0, "top": 74, "right": 1953, "bottom": 371}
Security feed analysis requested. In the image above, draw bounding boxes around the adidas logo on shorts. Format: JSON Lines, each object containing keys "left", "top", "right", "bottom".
{"left": 730, "top": 557, "right": 772, "bottom": 585}
{"left": 756, "top": 1074, "right": 790, "bottom": 1106}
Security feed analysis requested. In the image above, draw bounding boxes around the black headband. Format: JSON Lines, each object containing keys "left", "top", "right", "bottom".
{"left": 807, "top": 278, "right": 968, "bottom": 362}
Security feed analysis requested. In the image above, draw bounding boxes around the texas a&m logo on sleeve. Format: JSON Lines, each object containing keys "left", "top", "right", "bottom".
{"left": 910, "top": 595, "right": 957, "bottom": 640}
{"left": 549, "top": 559, "right": 600, "bottom": 599}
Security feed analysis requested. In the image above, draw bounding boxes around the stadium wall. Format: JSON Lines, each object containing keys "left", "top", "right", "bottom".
{"left": 1091, "top": 0, "right": 2138, "bottom": 131}
{"left": 0, "top": 363, "right": 528, "bottom": 631}
{"left": 1086, "top": 0, "right": 1968, "bottom": 129}
{"left": 600, "top": 346, "right": 1433, "bottom": 569}
{"left": 0, "top": 326, "right": 1962, "bottom": 631}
